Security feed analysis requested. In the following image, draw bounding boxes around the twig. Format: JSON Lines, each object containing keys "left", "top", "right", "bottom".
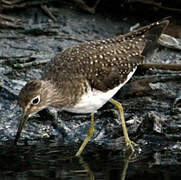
{"left": 2, "top": 0, "right": 25, "bottom": 5}
{"left": 141, "top": 63, "right": 181, "bottom": 71}
{"left": 0, "top": 36, "right": 25, "bottom": 39}
{"left": 122, "top": 73, "right": 181, "bottom": 96}
{"left": 0, "top": 13, "right": 25, "bottom": 23}
{"left": 137, "top": 0, "right": 181, "bottom": 13}
{"left": 41, "top": 4, "right": 57, "bottom": 22}
{"left": 22, "top": 27, "right": 58, "bottom": 36}
{"left": 0, "top": 0, "right": 60, "bottom": 11}
{"left": 133, "top": 74, "right": 181, "bottom": 82}
{"left": 0, "top": 22, "right": 23, "bottom": 29}
{"left": 13, "top": 59, "right": 51, "bottom": 68}
{"left": 0, "top": 53, "right": 33, "bottom": 60}
{"left": 6, "top": 43, "right": 37, "bottom": 51}
{"left": 55, "top": 34, "right": 85, "bottom": 42}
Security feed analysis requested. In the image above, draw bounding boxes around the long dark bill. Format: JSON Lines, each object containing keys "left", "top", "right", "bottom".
{"left": 14, "top": 114, "right": 29, "bottom": 145}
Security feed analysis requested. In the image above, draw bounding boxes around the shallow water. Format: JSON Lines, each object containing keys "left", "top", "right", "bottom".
{"left": 0, "top": 141, "right": 181, "bottom": 180}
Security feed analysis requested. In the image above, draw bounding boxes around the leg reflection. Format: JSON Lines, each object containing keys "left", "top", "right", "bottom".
{"left": 74, "top": 155, "right": 95, "bottom": 180}
{"left": 121, "top": 151, "right": 133, "bottom": 180}
{"left": 73, "top": 151, "right": 135, "bottom": 180}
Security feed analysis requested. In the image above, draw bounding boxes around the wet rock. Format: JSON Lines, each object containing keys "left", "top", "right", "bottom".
{"left": 173, "top": 90, "right": 181, "bottom": 113}
{"left": 158, "top": 33, "right": 181, "bottom": 50}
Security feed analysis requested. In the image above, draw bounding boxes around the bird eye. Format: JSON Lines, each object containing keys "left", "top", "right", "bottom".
{"left": 31, "top": 95, "right": 40, "bottom": 105}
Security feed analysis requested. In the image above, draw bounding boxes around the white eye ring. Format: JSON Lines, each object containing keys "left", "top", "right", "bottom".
{"left": 31, "top": 95, "right": 40, "bottom": 105}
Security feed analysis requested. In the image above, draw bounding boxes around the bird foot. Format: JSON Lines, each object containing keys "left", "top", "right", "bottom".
{"left": 125, "top": 138, "right": 138, "bottom": 152}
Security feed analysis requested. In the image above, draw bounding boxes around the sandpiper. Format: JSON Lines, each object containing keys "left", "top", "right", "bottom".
{"left": 14, "top": 19, "right": 169, "bottom": 156}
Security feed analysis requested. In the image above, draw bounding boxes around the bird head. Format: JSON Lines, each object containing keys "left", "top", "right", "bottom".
{"left": 14, "top": 80, "right": 51, "bottom": 144}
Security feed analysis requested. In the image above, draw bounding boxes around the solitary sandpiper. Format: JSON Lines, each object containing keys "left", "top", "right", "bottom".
{"left": 14, "top": 19, "right": 169, "bottom": 156}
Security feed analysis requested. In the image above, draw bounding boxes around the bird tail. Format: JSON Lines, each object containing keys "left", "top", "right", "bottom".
{"left": 141, "top": 19, "right": 169, "bottom": 56}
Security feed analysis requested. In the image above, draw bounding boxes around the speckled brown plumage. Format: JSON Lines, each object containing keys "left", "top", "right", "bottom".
{"left": 44, "top": 20, "right": 167, "bottom": 93}
{"left": 44, "top": 35, "right": 144, "bottom": 92}
{"left": 15, "top": 19, "right": 169, "bottom": 155}
{"left": 18, "top": 20, "right": 169, "bottom": 114}
{"left": 38, "top": 20, "right": 168, "bottom": 109}
{"left": 18, "top": 20, "right": 169, "bottom": 112}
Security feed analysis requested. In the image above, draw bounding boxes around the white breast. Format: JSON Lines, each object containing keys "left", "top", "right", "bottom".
{"left": 63, "top": 67, "right": 137, "bottom": 114}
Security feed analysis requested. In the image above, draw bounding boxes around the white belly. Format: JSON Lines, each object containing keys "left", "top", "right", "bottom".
{"left": 63, "top": 68, "right": 136, "bottom": 114}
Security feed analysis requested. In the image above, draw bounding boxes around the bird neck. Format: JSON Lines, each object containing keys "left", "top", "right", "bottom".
{"left": 42, "top": 80, "right": 68, "bottom": 109}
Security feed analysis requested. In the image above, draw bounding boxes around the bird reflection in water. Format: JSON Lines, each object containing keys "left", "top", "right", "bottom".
{"left": 74, "top": 151, "right": 134, "bottom": 180}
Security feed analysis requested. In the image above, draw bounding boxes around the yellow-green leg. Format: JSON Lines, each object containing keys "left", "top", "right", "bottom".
{"left": 76, "top": 113, "right": 95, "bottom": 156}
{"left": 109, "top": 98, "right": 138, "bottom": 152}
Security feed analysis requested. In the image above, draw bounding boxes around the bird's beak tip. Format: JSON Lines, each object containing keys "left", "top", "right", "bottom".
{"left": 14, "top": 113, "right": 29, "bottom": 145}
